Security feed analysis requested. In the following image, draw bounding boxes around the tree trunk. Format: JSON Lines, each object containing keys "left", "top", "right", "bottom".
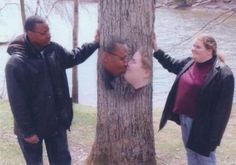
{"left": 35, "top": 0, "right": 40, "bottom": 15}
{"left": 20, "top": 0, "right": 26, "bottom": 30}
{"left": 87, "top": 0, "right": 156, "bottom": 164}
{"left": 72, "top": 0, "right": 79, "bottom": 103}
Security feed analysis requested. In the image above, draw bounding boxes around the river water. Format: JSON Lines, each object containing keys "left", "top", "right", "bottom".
{"left": 0, "top": 2, "right": 236, "bottom": 108}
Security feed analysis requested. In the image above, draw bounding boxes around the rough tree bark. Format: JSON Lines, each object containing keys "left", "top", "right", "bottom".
{"left": 72, "top": 0, "right": 79, "bottom": 103}
{"left": 87, "top": 0, "right": 156, "bottom": 164}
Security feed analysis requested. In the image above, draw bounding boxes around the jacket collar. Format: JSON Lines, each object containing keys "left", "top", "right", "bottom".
{"left": 6, "top": 34, "right": 41, "bottom": 58}
{"left": 176, "top": 56, "right": 222, "bottom": 89}
{"left": 7, "top": 34, "right": 26, "bottom": 56}
{"left": 24, "top": 35, "right": 44, "bottom": 58}
{"left": 176, "top": 59, "right": 194, "bottom": 79}
{"left": 202, "top": 56, "right": 223, "bottom": 90}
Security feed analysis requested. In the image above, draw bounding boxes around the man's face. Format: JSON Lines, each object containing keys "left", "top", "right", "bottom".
{"left": 102, "top": 51, "right": 128, "bottom": 76}
{"left": 28, "top": 22, "right": 51, "bottom": 48}
{"left": 102, "top": 42, "right": 130, "bottom": 76}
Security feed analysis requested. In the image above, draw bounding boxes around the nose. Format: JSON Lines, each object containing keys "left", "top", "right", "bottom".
{"left": 124, "top": 62, "right": 128, "bottom": 67}
{"left": 124, "top": 58, "right": 129, "bottom": 64}
{"left": 47, "top": 32, "right": 51, "bottom": 38}
{"left": 46, "top": 33, "right": 51, "bottom": 40}
{"left": 191, "top": 45, "right": 196, "bottom": 52}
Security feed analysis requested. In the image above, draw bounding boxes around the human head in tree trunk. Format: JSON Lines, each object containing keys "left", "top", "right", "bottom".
{"left": 124, "top": 48, "right": 152, "bottom": 90}
{"left": 101, "top": 39, "right": 130, "bottom": 89}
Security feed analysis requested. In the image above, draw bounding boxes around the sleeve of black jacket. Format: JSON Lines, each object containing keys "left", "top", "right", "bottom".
{"left": 209, "top": 66, "right": 234, "bottom": 150}
{"left": 153, "top": 49, "right": 191, "bottom": 75}
{"left": 60, "top": 42, "right": 100, "bottom": 69}
{"left": 5, "top": 56, "right": 36, "bottom": 138}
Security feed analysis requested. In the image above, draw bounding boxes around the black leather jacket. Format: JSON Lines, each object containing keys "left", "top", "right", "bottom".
{"left": 5, "top": 34, "right": 99, "bottom": 138}
{"left": 154, "top": 49, "right": 234, "bottom": 156}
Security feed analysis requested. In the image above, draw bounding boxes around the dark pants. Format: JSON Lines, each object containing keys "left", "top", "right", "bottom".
{"left": 17, "top": 129, "right": 71, "bottom": 165}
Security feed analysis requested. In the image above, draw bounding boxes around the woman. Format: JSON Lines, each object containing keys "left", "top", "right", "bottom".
{"left": 153, "top": 34, "right": 234, "bottom": 165}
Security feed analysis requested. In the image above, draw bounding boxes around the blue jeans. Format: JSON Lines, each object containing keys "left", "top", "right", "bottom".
{"left": 180, "top": 115, "right": 216, "bottom": 165}
{"left": 17, "top": 129, "right": 71, "bottom": 165}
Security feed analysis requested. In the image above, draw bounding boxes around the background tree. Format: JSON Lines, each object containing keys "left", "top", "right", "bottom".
{"left": 87, "top": 0, "right": 156, "bottom": 164}
{"left": 19, "top": 0, "right": 26, "bottom": 30}
{"left": 72, "top": 0, "right": 79, "bottom": 103}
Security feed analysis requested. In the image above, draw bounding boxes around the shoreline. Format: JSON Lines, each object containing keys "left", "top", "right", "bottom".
{"left": 155, "top": 0, "right": 236, "bottom": 12}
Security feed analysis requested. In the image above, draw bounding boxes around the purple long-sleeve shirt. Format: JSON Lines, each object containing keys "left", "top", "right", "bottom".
{"left": 173, "top": 57, "right": 215, "bottom": 118}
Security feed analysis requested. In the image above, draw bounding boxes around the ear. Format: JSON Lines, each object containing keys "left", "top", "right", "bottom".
{"left": 207, "top": 49, "right": 213, "bottom": 56}
{"left": 145, "top": 68, "right": 151, "bottom": 74}
{"left": 144, "top": 68, "right": 151, "bottom": 78}
{"left": 101, "top": 52, "right": 113, "bottom": 69}
{"left": 27, "top": 31, "right": 34, "bottom": 40}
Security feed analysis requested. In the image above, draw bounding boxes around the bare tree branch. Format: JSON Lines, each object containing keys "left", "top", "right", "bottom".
{"left": 0, "top": 3, "right": 18, "bottom": 11}
{"left": 215, "top": 11, "right": 236, "bottom": 25}
{"left": 168, "top": 9, "right": 236, "bottom": 52}
{"left": 35, "top": 0, "right": 40, "bottom": 15}
{"left": 64, "top": 2, "right": 73, "bottom": 24}
{"left": 45, "top": 0, "right": 61, "bottom": 19}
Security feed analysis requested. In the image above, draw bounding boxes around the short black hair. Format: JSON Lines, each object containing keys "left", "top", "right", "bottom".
{"left": 105, "top": 37, "right": 127, "bottom": 53}
{"left": 24, "top": 15, "right": 46, "bottom": 32}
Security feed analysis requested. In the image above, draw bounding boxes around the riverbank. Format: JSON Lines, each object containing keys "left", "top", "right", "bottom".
{"left": 156, "top": 0, "right": 236, "bottom": 11}
{"left": 1, "top": 0, "right": 235, "bottom": 44}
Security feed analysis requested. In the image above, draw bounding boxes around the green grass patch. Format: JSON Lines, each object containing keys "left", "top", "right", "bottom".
{"left": 0, "top": 101, "right": 25, "bottom": 164}
{"left": 0, "top": 101, "right": 235, "bottom": 165}
{"left": 0, "top": 101, "right": 13, "bottom": 130}
{"left": 69, "top": 104, "right": 97, "bottom": 146}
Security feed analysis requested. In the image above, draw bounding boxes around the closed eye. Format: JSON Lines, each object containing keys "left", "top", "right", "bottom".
{"left": 130, "top": 58, "right": 136, "bottom": 63}
{"left": 193, "top": 44, "right": 201, "bottom": 49}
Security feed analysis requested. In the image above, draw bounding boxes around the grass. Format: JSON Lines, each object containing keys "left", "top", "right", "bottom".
{"left": 0, "top": 100, "right": 235, "bottom": 165}
{"left": 0, "top": 101, "right": 25, "bottom": 165}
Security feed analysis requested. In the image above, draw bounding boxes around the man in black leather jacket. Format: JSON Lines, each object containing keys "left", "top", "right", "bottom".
{"left": 5, "top": 15, "right": 99, "bottom": 165}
